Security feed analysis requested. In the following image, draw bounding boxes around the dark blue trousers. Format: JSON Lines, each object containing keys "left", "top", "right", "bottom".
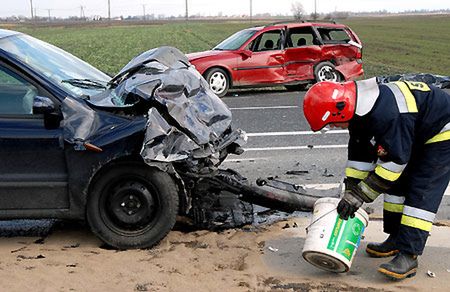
{"left": 382, "top": 140, "right": 450, "bottom": 255}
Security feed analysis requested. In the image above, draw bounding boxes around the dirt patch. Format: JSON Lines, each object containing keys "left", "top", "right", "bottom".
{"left": 268, "top": 280, "right": 391, "bottom": 292}
{"left": 0, "top": 218, "right": 449, "bottom": 291}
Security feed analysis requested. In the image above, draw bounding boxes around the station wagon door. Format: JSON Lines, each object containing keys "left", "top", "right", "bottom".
{"left": 236, "top": 29, "right": 286, "bottom": 85}
{"left": 284, "top": 26, "right": 321, "bottom": 81}
{"left": 0, "top": 62, "right": 69, "bottom": 212}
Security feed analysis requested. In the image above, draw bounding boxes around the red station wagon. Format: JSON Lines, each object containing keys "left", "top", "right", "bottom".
{"left": 187, "top": 21, "right": 363, "bottom": 97}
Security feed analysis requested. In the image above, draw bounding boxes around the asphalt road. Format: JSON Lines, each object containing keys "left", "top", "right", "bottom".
{"left": 222, "top": 88, "right": 450, "bottom": 221}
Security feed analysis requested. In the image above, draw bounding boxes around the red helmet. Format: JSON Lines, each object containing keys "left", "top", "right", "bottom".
{"left": 303, "top": 81, "right": 357, "bottom": 131}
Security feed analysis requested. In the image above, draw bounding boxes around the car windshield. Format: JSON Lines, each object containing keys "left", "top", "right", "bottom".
{"left": 213, "top": 29, "right": 258, "bottom": 51}
{"left": 0, "top": 34, "right": 110, "bottom": 97}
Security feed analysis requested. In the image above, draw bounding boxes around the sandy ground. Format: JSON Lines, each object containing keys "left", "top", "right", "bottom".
{"left": 0, "top": 217, "right": 449, "bottom": 292}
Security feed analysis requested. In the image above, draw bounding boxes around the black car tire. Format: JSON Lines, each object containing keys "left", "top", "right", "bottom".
{"left": 87, "top": 164, "right": 179, "bottom": 249}
{"left": 284, "top": 84, "right": 309, "bottom": 91}
{"left": 205, "top": 68, "right": 230, "bottom": 97}
{"left": 314, "top": 61, "right": 341, "bottom": 83}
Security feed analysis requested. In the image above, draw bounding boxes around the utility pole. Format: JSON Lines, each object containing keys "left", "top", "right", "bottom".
{"left": 185, "top": 0, "right": 188, "bottom": 20}
{"left": 250, "top": 0, "right": 252, "bottom": 23}
{"left": 47, "top": 9, "right": 51, "bottom": 22}
{"left": 142, "top": 4, "right": 146, "bottom": 20}
{"left": 29, "top": 0, "right": 34, "bottom": 20}
{"left": 314, "top": 0, "right": 317, "bottom": 20}
{"left": 80, "top": 6, "right": 85, "bottom": 19}
{"left": 108, "top": 0, "right": 111, "bottom": 21}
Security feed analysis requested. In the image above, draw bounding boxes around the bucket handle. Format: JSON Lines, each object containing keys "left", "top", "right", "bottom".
{"left": 305, "top": 208, "right": 337, "bottom": 233}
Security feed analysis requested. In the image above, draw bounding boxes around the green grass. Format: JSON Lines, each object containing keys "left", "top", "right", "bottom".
{"left": 4, "top": 15, "right": 450, "bottom": 77}
{"left": 342, "top": 15, "right": 450, "bottom": 77}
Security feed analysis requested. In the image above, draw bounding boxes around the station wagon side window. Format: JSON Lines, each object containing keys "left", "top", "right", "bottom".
{"left": 286, "top": 27, "right": 318, "bottom": 48}
{"left": 0, "top": 65, "right": 37, "bottom": 115}
{"left": 316, "top": 28, "right": 351, "bottom": 44}
{"left": 251, "top": 30, "right": 282, "bottom": 52}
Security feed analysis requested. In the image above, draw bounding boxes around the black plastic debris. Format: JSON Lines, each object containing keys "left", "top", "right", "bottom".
{"left": 17, "top": 254, "right": 45, "bottom": 260}
{"left": 286, "top": 170, "right": 309, "bottom": 175}
{"left": 322, "top": 168, "right": 334, "bottom": 177}
{"left": 377, "top": 73, "right": 450, "bottom": 89}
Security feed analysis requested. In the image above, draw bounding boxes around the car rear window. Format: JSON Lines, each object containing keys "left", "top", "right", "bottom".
{"left": 317, "top": 27, "right": 351, "bottom": 44}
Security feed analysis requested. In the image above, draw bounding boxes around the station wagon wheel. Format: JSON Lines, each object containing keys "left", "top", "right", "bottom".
{"left": 314, "top": 62, "right": 341, "bottom": 83}
{"left": 205, "top": 68, "right": 230, "bottom": 97}
{"left": 87, "top": 164, "right": 179, "bottom": 249}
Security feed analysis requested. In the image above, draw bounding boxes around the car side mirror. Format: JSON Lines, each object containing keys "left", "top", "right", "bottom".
{"left": 33, "top": 96, "right": 62, "bottom": 129}
{"left": 239, "top": 50, "right": 252, "bottom": 59}
{"left": 33, "top": 96, "right": 56, "bottom": 114}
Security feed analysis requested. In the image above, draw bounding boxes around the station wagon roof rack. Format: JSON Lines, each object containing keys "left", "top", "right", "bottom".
{"left": 268, "top": 19, "right": 337, "bottom": 26}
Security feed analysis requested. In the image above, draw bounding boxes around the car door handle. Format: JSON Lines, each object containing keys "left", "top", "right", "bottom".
{"left": 274, "top": 56, "right": 283, "bottom": 60}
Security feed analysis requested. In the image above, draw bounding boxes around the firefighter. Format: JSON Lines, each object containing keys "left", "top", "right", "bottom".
{"left": 303, "top": 78, "right": 450, "bottom": 280}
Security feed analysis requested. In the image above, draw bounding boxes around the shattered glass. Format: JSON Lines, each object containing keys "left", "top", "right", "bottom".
{"left": 377, "top": 73, "right": 450, "bottom": 89}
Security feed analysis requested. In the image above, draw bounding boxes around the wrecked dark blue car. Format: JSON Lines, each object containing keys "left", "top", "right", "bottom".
{"left": 0, "top": 29, "right": 251, "bottom": 249}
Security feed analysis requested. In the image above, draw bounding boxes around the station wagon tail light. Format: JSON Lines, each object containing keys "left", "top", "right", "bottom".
{"left": 356, "top": 48, "right": 362, "bottom": 60}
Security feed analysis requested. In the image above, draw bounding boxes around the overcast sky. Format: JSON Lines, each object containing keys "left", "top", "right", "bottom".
{"left": 4, "top": 0, "right": 450, "bottom": 18}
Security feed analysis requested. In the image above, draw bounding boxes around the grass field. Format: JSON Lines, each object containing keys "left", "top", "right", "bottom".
{"left": 3, "top": 15, "right": 450, "bottom": 78}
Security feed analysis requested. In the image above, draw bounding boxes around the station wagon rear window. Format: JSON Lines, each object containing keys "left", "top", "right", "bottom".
{"left": 317, "top": 28, "right": 351, "bottom": 44}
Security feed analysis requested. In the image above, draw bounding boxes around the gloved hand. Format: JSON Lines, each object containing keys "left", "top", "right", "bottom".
{"left": 337, "top": 189, "right": 364, "bottom": 220}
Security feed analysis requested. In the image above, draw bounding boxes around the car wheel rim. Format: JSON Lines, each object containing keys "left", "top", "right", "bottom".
{"left": 318, "top": 65, "right": 338, "bottom": 82}
{"left": 102, "top": 180, "right": 159, "bottom": 235}
{"left": 209, "top": 72, "right": 227, "bottom": 95}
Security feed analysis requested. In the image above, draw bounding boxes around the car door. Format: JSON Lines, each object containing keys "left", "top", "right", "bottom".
{"left": 236, "top": 29, "right": 286, "bottom": 85}
{"left": 284, "top": 26, "right": 322, "bottom": 81}
{"left": 0, "top": 62, "right": 69, "bottom": 212}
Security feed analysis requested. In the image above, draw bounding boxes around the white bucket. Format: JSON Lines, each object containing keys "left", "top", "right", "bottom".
{"left": 302, "top": 197, "right": 369, "bottom": 273}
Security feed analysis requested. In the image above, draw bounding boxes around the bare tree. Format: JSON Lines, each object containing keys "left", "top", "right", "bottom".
{"left": 291, "top": 1, "right": 305, "bottom": 20}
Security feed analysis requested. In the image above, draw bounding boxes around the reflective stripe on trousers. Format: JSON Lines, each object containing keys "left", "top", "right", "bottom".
{"left": 384, "top": 193, "right": 405, "bottom": 213}
{"left": 401, "top": 206, "right": 436, "bottom": 232}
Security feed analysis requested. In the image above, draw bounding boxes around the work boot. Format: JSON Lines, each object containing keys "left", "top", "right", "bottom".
{"left": 366, "top": 234, "right": 399, "bottom": 258}
{"left": 378, "top": 252, "right": 418, "bottom": 280}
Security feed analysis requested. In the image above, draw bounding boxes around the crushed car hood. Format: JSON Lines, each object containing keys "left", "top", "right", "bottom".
{"left": 62, "top": 46, "right": 246, "bottom": 167}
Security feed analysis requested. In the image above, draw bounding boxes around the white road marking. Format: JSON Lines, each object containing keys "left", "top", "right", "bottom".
{"left": 303, "top": 183, "right": 341, "bottom": 190}
{"left": 225, "top": 158, "right": 268, "bottom": 162}
{"left": 244, "top": 145, "right": 347, "bottom": 151}
{"left": 229, "top": 106, "right": 298, "bottom": 110}
{"left": 246, "top": 130, "right": 348, "bottom": 137}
